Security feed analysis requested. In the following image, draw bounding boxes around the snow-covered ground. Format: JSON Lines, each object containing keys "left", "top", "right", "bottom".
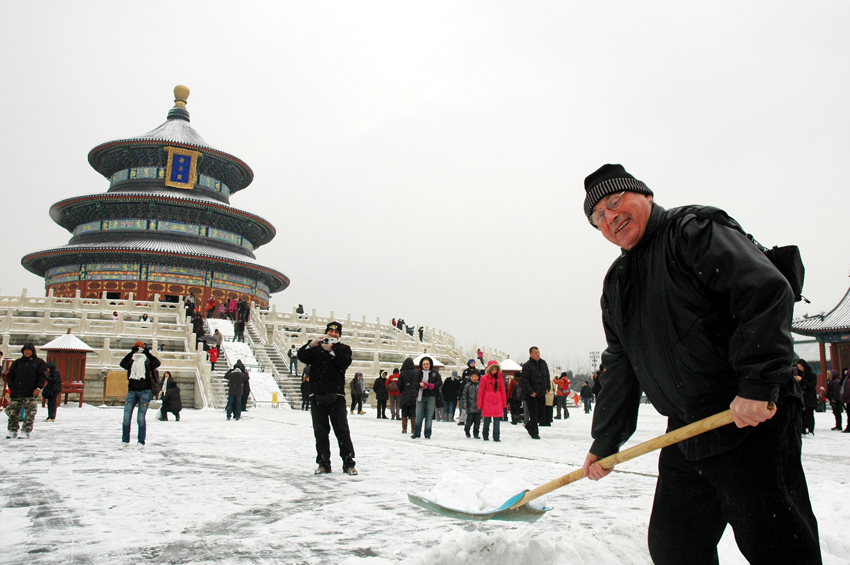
{"left": 0, "top": 404, "right": 847, "bottom": 564}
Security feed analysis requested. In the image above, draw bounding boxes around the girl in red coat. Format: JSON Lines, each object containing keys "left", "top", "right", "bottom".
{"left": 478, "top": 360, "right": 507, "bottom": 441}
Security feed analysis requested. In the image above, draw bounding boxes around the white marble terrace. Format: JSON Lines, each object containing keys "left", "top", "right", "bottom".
{"left": 0, "top": 289, "right": 508, "bottom": 409}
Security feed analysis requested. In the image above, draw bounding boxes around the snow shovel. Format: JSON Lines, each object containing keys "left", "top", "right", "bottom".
{"left": 409, "top": 408, "right": 738, "bottom": 522}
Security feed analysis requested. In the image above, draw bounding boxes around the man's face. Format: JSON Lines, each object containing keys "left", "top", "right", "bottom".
{"left": 326, "top": 328, "right": 340, "bottom": 339}
{"left": 593, "top": 191, "right": 654, "bottom": 250}
{"left": 530, "top": 348, "right": 540, "bottom": 361}
{"left": 23, "top": 349, "right": 32, "bottom": 358}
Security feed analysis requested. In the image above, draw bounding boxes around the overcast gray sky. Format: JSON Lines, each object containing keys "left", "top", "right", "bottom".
{"left": 1, "top": 1, "right": 848, "bottom": 370}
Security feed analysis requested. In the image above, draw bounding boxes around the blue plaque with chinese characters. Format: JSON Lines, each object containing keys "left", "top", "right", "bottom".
{"left": 164, "top": 147, "right": 201, "bottom": 189}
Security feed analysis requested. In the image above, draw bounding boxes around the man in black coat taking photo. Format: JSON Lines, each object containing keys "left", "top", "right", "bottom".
{"left": 298, "top": 321, "right": 357, "bottom": 476}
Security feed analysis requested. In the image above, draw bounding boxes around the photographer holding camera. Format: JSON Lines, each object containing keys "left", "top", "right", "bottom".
{"left": 119, "top": 341, "right": 161, "bottom": 448}
{"left": 297, "top": 321, "right": 357, "bottom": 475}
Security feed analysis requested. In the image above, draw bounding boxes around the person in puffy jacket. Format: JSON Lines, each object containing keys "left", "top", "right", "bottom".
{"left": 159, "top": 372, "right": 182, "bottom": 421}
{"left": 553, "top": 372, "right": 571, "bottom": 420}
{"left": 478, "top": 361, "right": 506, "bottom": 441}
{"left": 441, "top": 371, "right": 461, "bottom": 422}
{"left": 350, "top": 373, "right": 364, "bottom": 415}
{"left": 224, "top": 364, "right": 248, "bottom": 421}
{"left": 462, "top": 372, "right": 481, "bottom": 439}
{"left": 5, "top": 343, "right": 47, "bottom": 439}
{"left": 42, "top": 361, "right": 63, "bottom": 422}
{"left": 412, "top": 356, "right": 442, "bottom": 439}
{"left": 397, "top": 358, "right": 418, "bottom": 434}
{"left": 373, "top": 371, "right": 388, "bottom": 419}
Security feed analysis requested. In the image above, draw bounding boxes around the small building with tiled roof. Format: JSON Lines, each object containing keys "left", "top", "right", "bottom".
{"left": 792, "top": 282, "right": 850, "bottom": 389}
{"left": 21, "top": 86, "right": 288, "bottom": 306}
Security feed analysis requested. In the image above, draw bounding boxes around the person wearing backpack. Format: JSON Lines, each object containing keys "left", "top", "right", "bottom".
{"left": 119, "top": 341, "right": 161, "bottom": 447}
{"left": 581, "top": 164, "right": 819, "bottom": 564}
{"left": 386, "top": 368, "right": 401, "bottom": 420}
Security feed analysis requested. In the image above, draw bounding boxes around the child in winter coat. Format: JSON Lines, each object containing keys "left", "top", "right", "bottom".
{"left": 462, "top": 372, "right": 481, "bottom": 439}
{"left": 478, "top": 360, "right": 507, "bottom": 441}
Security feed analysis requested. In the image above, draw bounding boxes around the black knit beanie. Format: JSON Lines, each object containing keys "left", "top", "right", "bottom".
{"left": 326, "top": 321, "right": 342, "bottom": 335}
{"left": 583, "top": 164, "right": 653, "bottom": 227}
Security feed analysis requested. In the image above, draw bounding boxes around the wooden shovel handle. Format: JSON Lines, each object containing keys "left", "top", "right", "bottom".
{"left": 510, "top": 408, "right": 737, "bottom": 509}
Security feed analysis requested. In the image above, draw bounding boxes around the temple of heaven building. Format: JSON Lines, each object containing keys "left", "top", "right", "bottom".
{"left": 21, "top": 86, "right": 289, "bottom": 306}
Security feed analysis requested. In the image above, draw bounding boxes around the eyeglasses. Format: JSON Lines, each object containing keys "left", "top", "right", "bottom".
{"left": 590, "top": 191, "right": 627, "bottom": 227}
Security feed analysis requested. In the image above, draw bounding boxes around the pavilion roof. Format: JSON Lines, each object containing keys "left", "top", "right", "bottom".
{"left": 792, "top": 284, "right": 850, "bottom": 336}
{"left": 42, "top": 332, "right": 95, "bottom": 352}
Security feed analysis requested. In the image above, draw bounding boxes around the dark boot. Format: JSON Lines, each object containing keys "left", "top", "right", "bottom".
{"left": 410, "top": 417, "right": 416, "bottom": 434}
{"left": 401, "top": 417, "right": 408, "bottom": 433}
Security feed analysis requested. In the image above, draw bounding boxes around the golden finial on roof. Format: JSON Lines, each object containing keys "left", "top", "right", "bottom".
{"left": 173, "top": 85, "right": 190, "bottom": 108}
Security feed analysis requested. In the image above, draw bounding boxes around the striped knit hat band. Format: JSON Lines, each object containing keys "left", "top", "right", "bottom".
{"left": 583, "top": 164, "right": 653, "bottom": 227}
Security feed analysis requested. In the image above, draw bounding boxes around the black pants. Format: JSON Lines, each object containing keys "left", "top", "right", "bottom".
{"left": 464, "top": 413, "right": 481, "bottom": 437}
{"left": 301, "top": 393, "right": 310, "bottom": 411}
{"left": 45, "top": 392, "right": 60, "bottom": 420}
{"left": 802, "top": 406, "right": 815, "bottom": 434}
{"left": 555, "top": 396, "right": 569, "bottom": 418}
{"left": 831, "top": 402, "right": 842, "bottom": 429}
{"left": 241, "top": 394, "right": 249, "bottom": 412}
{"left": 350, "top": 394, "right": 362, "bottom": 413}
{"left": 509, "top": 399, "right": 523, "bottom": 423}
{"left": 376, "top": 399, "right": 387, "bottom": 418}
{"left": 647, "top": 401, "right": 820, "bottom": 565}
{"left": 524, "top": 395, "right": 545, "bottom": 437}
{"left": 160, "top": 406, "right": 180, "bottom": 421}
{"left": 311, "top": 396, "right": 355, "bottom": 471}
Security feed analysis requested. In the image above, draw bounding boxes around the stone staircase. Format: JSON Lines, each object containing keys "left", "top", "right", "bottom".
{"left": 244, "top": 318, "right": 298, "bottom": 409}
{"left": 203, "top": 318, "right": 255, "bottom": 410}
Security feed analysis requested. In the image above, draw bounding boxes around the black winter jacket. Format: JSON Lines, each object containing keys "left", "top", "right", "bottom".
{"left": 415, "top": 369, "right": 442, "bottom": 399}
{"left": 119, "top": 348, "right": 162, "bottom": 392}
{"left": 7, "top": 347, "right": 47, "bottom": 398}
{"left": 42, "top": 362, "right": 63, "bottom": 398}
{"left": 798, "top": 369, "right": 818, "bottom": 410}
{"left": 521, "top": 358, "right": 550, "bottom": 398}
{"left": 592, "top": 204, "right": 797, "bottom": 461}
{"left": 441, "top": 376, "right": 461, "bottom": 403}
{"left": 224, "top": 370, "right": 248, "bottom": 396}
{"left": 373, "top": 376, "right": 388, "bottom": 401}
{"left": 297, "top": 341, "right": 352, "bottom": 396}
{"left": 397, "top": 359, "right": 419, "bottom": 409}
{"left": 162, "top": 379, "right": 183, "bottom": 412}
